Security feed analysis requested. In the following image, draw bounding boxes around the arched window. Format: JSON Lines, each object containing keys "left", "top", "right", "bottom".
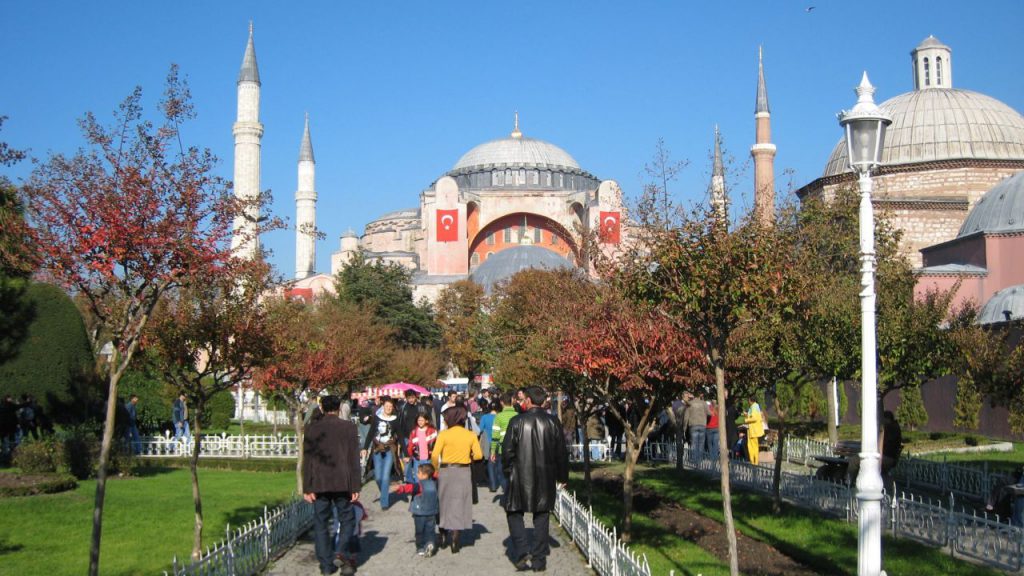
{"left": 503, "top": 227, "right": 512, "bottom": 243}
{"left": 551, "top": 232, "right": 559, "bottom": 245}
{"left": 470, "top": 253, "right": 480, "bottom": 266}
{"left": 936, "top": 57, "right": 943, "bottom": 86}
{"left": 486, "top": 231, "right": 495, "bottom": 245}
{"left": 493, "top": 171, "right": 503, "bottom": 186}
{"left": 923, "top": 57, "right": 930, "bottom": 86}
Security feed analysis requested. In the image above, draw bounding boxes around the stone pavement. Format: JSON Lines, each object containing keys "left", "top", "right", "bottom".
{"left": 266, "top": 478, "right": 592, "bottom": 576}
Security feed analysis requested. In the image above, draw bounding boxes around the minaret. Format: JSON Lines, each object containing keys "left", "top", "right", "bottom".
{"left": 232, "top": 22, "right": 264, "bottom": 258}
{"left": 710, "top": 125, "right": 727, "bottom": 220}
{"left": 751, "top": 46, "right": 776, "bottom": 226}
{"left": 295, "top": 113, "right": 317, "bottom": 279}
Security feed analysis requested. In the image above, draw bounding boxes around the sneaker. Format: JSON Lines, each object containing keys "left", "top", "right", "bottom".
{"left": 338, "top": 556, "right": 357, "bottom": 576}
{"left": 416, "top": 547, "right": 426, "bottom": 556}
{"left": 424, "top": 542, "right": 436, "bottom": 557}
{"left": 514, "top": 556, "right": 531, "bottom": 571}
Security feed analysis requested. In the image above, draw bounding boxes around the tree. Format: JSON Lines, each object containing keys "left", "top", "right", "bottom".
{"left": 143, "top": 257, "right": 275, "bottom": 559}
{"left": 381, "top": 346, "right": 444, "bottom": 388}
{"left": 434, "top": 279, "right": 488, "bottom": 377}
{"left": 335, "top": 252, "right": 441, "bottom": 348}
{"left": 0, "top": 116, "right": 35, "bottom": 365}
{"left": 556, "top": 289, "right": 702, "bottom": 541}
{"left": 20, "top": 67, "right": 256, "bottom": 576}
{"left": 254, "top": 298, "right": 393, "bottom": 493}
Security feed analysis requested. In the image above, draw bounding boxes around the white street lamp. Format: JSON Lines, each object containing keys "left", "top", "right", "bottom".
{"left": 839, "top": 71, "right": 891, "bottom": 576}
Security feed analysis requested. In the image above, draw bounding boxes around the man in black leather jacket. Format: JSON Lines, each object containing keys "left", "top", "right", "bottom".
{"left": 501, "top": 385, "right": 569, "bottom": 572}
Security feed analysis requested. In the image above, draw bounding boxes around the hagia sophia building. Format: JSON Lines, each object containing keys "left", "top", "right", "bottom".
{"left": 230, "top": 26, "right": 1024, "bottom": 326}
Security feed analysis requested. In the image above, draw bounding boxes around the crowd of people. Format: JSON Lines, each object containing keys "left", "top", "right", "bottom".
{"left": 303, "top": 385, "right": 568, "bottom": 575}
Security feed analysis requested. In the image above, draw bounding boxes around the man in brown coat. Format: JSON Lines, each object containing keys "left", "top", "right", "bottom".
{"left": 304, "top": 395, "right": 362, "bottom": 576}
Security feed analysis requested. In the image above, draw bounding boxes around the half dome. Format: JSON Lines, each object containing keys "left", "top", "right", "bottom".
{"left": 452, "top": 136, "right": 580, "bottom": 172}
{"left": 978, "top": 284, "right": 1024, "bottom": 325}
{"left": 958, "top": 171, "right": 1024, "bottom": 237}
{"left": 823, "top": 89, "right": 1024, "bottom": 177}
{"left": 469, "top": 245, "right": 574, "bottom": 292}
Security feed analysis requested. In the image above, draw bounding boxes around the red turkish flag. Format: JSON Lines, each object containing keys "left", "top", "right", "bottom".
{"left": 599, "top": 211, "right": 620, "bottom": 244}
{"left": 436, "top": 209, "right": 459, "bottom": 242}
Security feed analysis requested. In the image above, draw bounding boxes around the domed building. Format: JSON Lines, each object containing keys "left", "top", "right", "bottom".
{"left": 916, "top": 170, "right": 1024, "bottom": 319}
{"left": 329, "top": 115, "right": 625, "bottom": 300}
{"left": 797, "top": 36, "right": 1024, "bottom": 267}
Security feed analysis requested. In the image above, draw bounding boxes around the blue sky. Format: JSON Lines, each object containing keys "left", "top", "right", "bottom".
{"left": 2, "top": 1, "right": 1022, "bottom": 278}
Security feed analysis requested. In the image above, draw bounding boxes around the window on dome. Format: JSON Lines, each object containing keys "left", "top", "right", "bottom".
{"left": 936, "top": 57, "right": 943, "bottom": 86}
{"left": 486, "top": 232, "right": 495, "bottom": 245}
{"left": 492, "top": 171, "right": 501, "bottom": 186}
{"left": 556, "top": 174, "right": 563, "bottom": 187}
{"left": 471, "top": 253, "right": 480, "bottom": 266}
{"left": 530, "top": 171, "right": 538, "bottom": 185}
{"left": 519, "top": 169, "right": 526, "bottom": 185}
{"left": 923, "top": 57, "right": 930, "bottom": 86}
{"left": 544, "top": 172, "right": 552, "bottom": 186}
{"left": 503, "top": 228, "right": 512, "bottom": 243}
{"left": 551, "top": 233, "right": 559, "bottom": 246}
{"left": 534, "top": 227, "right": 541, "bottom": 243}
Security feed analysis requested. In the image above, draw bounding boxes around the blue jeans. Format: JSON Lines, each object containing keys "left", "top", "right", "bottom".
{"left": 372, "top": 449, "right": 394, "bottom": 509}
{"left": 312, "top": 493, "right": 356, "bottom": 574}
{"left": 414, "top": 514, "right": 436, "bottom": 550}
{"left": 688, "top": 426, "right": 706, "bottom": 459}
{"left": 174, "top": 421, "right": 190, "bottom": 441}
{"left": 493, "top": 453, "right": 508, "bottom": 494}
{"left": 705, "top": 428, "right": 720, "bottom": 459}
{"left": 126, "top": 425, "right": 141, "bottom": 455}
{"left": 486, "top": 456, "right": 500, "bottom": 491}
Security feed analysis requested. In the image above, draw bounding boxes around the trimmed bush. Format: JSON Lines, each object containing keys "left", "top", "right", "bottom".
{"left": 11, "top": 438, "right": 62, "bottom": 474}
{"left": 0, "top": 282, "right": 99, "bottom": 422}
{"left": 0, "top": 473, "right": 77, "bottom": 497}
{"left": 135, "top": 456, "right": 294, "bottom": 473}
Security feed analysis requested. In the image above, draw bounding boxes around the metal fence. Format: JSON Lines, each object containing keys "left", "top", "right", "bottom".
{"left": 165, "top": 499, "right": 313, "bottom": 576}
{"left": 139, "top": 433, "right": 299, "bottom": 459}
{"left": 553, "top": 487, "right": 652, "bottom": 576}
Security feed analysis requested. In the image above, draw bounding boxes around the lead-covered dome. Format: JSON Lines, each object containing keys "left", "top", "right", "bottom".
{"left": 978, "top": 284, "right": 1024, "bottom": 325}
{"left": 823, "top": 89, "right": 1024, "bottom": 177}
{"left": 469, "top": 245, "right": 574, "bottom": 292}
{"left": 452, "top": 120, "right": 580, "bottom": 172}
{"left": 958, "top": 171, "right": 1024, "bottom": 237}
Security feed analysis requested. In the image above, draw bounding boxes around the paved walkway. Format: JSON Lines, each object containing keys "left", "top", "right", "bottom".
{"left": 266, "top": 479, "right": 592, "bottom": 576}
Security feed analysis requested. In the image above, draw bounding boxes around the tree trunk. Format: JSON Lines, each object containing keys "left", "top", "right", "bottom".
{"left": 190, "top": 399, "right": 205, "bottom": 560}
{"left": 771, "top": 398, "right": 786, "bottom": 513}
{"left": 621, "top": 437, "right": 640, "bottom": 543}
{"left": 88, "top": 369, "right": 123, "bottom": 576}
{"left": 827, "top": 376, "right": 838, "bottom": 446}
{"left": 664, "top": 402, "right": 684, "bottom": 471}
{"left": 238, "top": 384, "right": 245, "bottom": 438}
{"left": 714, "top": 357, "right": 739, "bottom": 576}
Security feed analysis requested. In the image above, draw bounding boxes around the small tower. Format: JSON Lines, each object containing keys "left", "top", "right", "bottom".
{"left": 751, "top": 46, "right": 776, "bottom": 226}
{"left": 710, "top": 125, "right": 727, "bottom": 220}
{"left": 231, "top": 22, "right": 264, "bottom": 258}
{"left": 295, "top": 113, "right": 317, "bottom": 279}
{"left": 911, "top": 35, "right": 952, "bottom": 90}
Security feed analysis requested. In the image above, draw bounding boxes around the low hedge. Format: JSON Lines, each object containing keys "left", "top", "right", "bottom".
{"left": 0, "top": 473, "right": 78, "bottom": 498}
{"left": 135, "top": 457, "right": 296, "bottom": 473}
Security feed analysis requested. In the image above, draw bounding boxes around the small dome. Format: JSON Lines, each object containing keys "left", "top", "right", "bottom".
{"left": 368, "top": 208, "right": 420, "bottom": 224}
{"left": 958, "top": 171, "right": 1024, "bottom": 237}
{"left": 469, "top": 246, "right": 574, "bottom": 292}
{"left": 916, "top": 35, "right": 948, "bottom": 50}
{"left": 823, "top": 89, "right": 1024, "bottom": 176}
{"left": 452, "top": 136, "right": 580, "bottom": 172}
{"left": 978, "top": 284, "right": 1024, "bottom": 325}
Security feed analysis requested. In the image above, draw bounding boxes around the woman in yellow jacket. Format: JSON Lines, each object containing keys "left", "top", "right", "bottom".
{"left": 744, "top": 397, "right": 765, "bottom": 465}
{"left": 431, "top": 402, "right": 482, "bottom": 553}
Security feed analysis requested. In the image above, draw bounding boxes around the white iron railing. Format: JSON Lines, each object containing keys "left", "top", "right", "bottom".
{"left": 138, "top": 433, "right": 299, "bottom": 459}
{"left": 553, "top": 487, "right": 652, "bottom": 576}
{"left": 164, "top": 498, "right": 313, "bottom": 576}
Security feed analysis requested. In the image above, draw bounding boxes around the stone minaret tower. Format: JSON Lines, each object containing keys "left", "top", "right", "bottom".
{"left": 710, "top": 125, "right": 727, "bottom": 220}
{"left": 911, "top": 35, "right": 952, "bottom": 90}
{"left": 751, "top": 46, "right": 776, "bottom": 226}
{"left": 295, "top": 114, "right": 317, "bottom": 279}
{"left": 231, "top": 22, "right": 263, "bottom": 258}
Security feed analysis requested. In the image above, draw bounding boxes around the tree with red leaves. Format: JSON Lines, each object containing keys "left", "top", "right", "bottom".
{"left": 555, "top": 288, "right": 702, "bottom": 541}
{"left": 143, "top": 257, "right": 276, "bottom": 559}
{"left": 254, "top": 298, "right": 393, "bottom": 494}
{"left": 21, "top": 67, "right": 262, "bottom": 576}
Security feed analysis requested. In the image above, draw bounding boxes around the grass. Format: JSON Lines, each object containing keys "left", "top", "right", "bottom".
{"left": 0, "top": 467, "right": 296, "bottom": 576}
{"left": 574, "top": 462, "right": 1004, "bottom": 576}
{"left": 918, "top": 442, "right": 1024, "bottom": 474}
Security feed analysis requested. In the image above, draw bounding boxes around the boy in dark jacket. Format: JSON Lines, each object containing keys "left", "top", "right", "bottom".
{"left": 409, "top": 463, "right": 439, "bottom": 557}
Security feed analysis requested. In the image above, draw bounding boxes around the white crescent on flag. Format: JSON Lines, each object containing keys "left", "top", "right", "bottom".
{"left": 441, "top": 214, "right": 454, "bottom": 229}
{"left": 603, "top": 215, "right": 618, "bottom": 227}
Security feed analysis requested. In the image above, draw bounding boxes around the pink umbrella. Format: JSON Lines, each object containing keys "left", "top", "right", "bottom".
{"left": 379, "top": 382, "right": 431, "bottom": 397}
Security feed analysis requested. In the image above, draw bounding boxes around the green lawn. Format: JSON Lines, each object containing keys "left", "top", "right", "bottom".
{"left": 0, "top": 467, "right": 296, "bottom": 576}
{"left": 574, "top": 463, "right": 1004, "bottom": 576}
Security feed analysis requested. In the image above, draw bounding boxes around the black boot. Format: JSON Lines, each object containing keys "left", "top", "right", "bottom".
{"left": 438, "top": 529, "right": 448, "bottom": 549}
{"left": 450, "top": 530, "right": 460, "bottom": 554}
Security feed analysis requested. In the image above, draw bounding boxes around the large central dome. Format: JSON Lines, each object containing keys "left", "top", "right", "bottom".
{"left": 823, "top": 89, "right": 1024, "bottom": 177}
{"left": 452, "top": 122, "right": 580, "bottom": 172}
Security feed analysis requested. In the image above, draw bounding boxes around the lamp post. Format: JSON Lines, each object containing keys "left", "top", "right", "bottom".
{"left": 839, "top": 72, "right": 891, "bottom": 576}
